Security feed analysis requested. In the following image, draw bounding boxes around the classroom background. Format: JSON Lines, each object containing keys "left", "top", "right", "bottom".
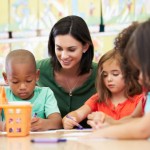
{"left": 0, "top": 0, "right": 150, "bottom": 83}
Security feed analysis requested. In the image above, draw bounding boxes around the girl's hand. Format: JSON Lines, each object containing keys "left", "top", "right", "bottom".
{"left": 87, "top": 119, "right": 109, "bottom": 129}
{"left": 62, "top": 115, "right": 79, "bottom": 129}
{"left": 87, "top": 112, "right": 109, "bottom": 129}
{"left": 88, "top": 111, "right": 106, "bottom": 122}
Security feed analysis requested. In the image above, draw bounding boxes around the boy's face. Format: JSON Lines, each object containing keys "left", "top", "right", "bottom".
{"left": 3, "top": 62, "right": 39, "bottom": 100}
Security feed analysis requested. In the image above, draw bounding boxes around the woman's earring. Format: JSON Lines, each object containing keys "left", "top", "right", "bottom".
{"left": 83, "top": 51, "right": 86, "bottom": 53}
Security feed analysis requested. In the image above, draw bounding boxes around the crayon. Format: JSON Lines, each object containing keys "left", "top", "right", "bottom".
{"left": 66, "top": 115, "right": 83, "bottom": 129}
{"left": 31, "top": 138, "right": 67, "bottom": 143}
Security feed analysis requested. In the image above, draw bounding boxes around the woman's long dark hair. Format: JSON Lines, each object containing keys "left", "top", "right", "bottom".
{"left": 48, "top": 15, "right": 94, "bottom": 75}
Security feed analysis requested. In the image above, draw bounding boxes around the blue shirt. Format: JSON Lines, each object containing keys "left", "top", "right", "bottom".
{"left": 2, "top": 86, "right": 60, "bottom": 119}
{"left": 145, "top": 92, "right": 150, "bottom": 113}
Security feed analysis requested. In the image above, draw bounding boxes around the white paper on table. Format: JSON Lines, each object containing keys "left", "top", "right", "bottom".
{"left": 0, "top": 130, "right": 57, "bottom": 136}
{"left": 57, "top": 129, "right": 93, "bottom": 132}
{"left": 0, "top": 131, "right": 7, "bottom": 135}
{"left": 30, "top": 130, "right": 57, "bottom": 134}
{"left": 62, "top": 132, "right": 91, "bottom": 137}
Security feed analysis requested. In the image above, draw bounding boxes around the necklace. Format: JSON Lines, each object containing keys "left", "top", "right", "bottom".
{"left": 66, "top": 77, "right": 80, "bottom": 96}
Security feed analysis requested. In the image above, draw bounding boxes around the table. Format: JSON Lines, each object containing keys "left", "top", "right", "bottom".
{"left": 0, "top": 130, "right": 150, "bottom": 150}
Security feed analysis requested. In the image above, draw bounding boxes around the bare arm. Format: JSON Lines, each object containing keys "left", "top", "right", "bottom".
{"left": 86, "top": 112, "right": 150, "bottom": 139}
{"left": 62, "top": 105, "right": 92, "bottom": 129}
{"left": 31, "top": 113, "right": 62, "bottom": 131}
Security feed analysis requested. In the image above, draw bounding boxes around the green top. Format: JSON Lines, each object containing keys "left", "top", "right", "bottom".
{"left": 36, "top": 58, "right": 97, "bottom": 127}
{"left": 2, "top": 86, "right": 60, "bottom": 119}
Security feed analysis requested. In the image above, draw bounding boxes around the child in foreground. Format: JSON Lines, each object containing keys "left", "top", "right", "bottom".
{"left": 62, "top": 49, "right": 144, "bottom": 129}
{"left": 0, "top": 49, "right": 62, "bottom": 131}
{"left": 85, "top": 19, "right": 150, "bottom": 139}
{"left": 36, "top": 15, "right": 98, "bottom": 128}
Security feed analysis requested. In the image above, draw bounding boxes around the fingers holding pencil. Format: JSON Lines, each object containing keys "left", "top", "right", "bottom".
{"left": 62, "top": 115, "right": 83, "bottom": 129}
{"left": 62, "top": 115, "right": 77, "bottom": 129}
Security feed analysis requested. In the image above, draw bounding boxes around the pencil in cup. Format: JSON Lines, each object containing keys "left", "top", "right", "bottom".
{"left": 33, "top": 112, "right": 37, "bottom": 118}
{"left": 66, "top": 115, "right": 83, "bottom": 129}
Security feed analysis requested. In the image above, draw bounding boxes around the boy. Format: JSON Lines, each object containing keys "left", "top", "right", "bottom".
{"left": 0, "top": 49, "right": 62, "bottom": 131}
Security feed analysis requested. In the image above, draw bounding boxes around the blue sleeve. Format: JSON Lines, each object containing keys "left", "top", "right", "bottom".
{"left": 145, "top": 93, "right": 150, "bottom": 113}
{"left": 44, "top": 88, "right": 60, "bottom": 118}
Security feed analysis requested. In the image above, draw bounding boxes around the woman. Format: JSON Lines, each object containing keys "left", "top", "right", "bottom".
{"left": 36, "top": 15, "right": 97, "bottom": 127}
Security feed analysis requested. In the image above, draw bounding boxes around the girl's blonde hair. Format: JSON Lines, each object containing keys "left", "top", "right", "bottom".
{"left": 96, "top": 49, "right": 142, "bottom": 103}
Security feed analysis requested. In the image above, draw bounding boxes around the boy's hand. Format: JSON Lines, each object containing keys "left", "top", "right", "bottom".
{"left": 31, "top": 117, "right": 45, "bottom": 131}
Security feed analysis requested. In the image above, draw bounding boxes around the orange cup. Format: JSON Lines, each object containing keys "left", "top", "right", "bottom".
{"left": 1, "top": 102, "right": 32, "bottom": 137}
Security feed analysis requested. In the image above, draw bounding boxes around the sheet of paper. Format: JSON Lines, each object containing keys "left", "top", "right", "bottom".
{"left": 0, "top": 130, "right": 57, "bottom": 136}
{"left": 62, "top": 132, "right": 91, "bottom": 137}
{"left": 57, "top": 129, "right": 93, "bottom": 132}
{"left": 0, "top": 131, "right": 7, "bottom": 135}
{"left": 30, "top": 130, "right": 57, "bottom": 134}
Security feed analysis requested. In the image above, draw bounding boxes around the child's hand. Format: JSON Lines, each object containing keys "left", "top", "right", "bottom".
{"left": 31, "top": 117, "right": 45, "bottom": 131}
{"left": 0, "top": 122, "right": 6, "bottom": 131}
{"left": 87, "top": 112, "right": 108, "bottom": 129}
{"left": 88, "top": 111, "right": 106, "bottom": 122}
{"left": 62, "top": 115, "right": 79, "bottom": 129}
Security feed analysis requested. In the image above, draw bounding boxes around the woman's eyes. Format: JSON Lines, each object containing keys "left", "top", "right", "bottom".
{"left": 69, "top": 49, "right": 76, "bottom": 52}
{"left": 55, "top": 47, "right": 76, "bottom": 52}
{"left": 56, "top": 47, "right": 62, "bottom": 51}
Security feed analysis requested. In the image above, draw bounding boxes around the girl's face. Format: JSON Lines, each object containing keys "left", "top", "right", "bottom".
{"left": 102, "top": 59, "right": 126, "bottom": 94}
{"left": 54, "top": 34, "right": 88, "bottom": 70}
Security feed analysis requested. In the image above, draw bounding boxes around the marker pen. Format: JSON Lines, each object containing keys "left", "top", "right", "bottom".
{"left": 33, "top": 112, "right": 37, "bottom": 118}
{"left": 66, "top": 115, "right": 83, "bottom": 129}
{"left": 31, "top": 138, "right": 67, "bottom": 143}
